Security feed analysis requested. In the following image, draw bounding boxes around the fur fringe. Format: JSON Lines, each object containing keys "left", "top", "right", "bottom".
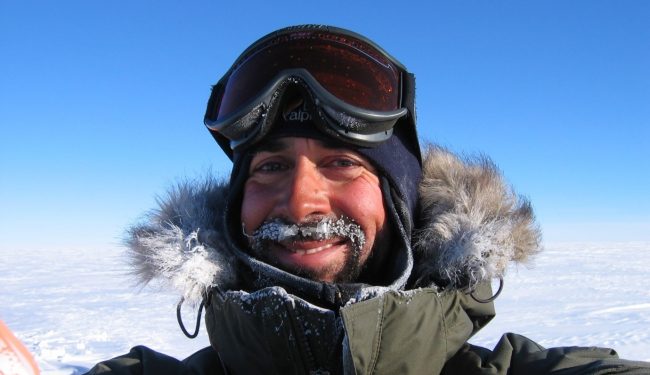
{"left": 414, "top": 145, "right": 542, "bottom": 290}
{"left": 124, "top": 146, "right": 542, "bottom": 299}
{"left": 125, "top": 177, "right": 236, "bottom": 304}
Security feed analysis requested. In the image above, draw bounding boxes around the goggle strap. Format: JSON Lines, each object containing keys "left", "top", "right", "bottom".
{"left": 399, "top": 72, "right": 422, "bottom": 163}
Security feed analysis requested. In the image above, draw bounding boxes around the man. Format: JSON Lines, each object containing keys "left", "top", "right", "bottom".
{"left": 88, "top": 25, "right": 649, "bottom": 374}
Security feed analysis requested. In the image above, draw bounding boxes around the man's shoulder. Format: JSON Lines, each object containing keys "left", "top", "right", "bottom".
{"left": 84, "top": 346, "right": 225, "bottom": 375}
{"left": 182, "top": 346, "right": 226, "bottom": 374}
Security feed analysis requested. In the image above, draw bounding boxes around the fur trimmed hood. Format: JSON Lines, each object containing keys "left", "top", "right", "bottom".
{"left": 126, "top": 146, "right": 541, "bottom": 304}
{"left": 413, "top": 146, "right": 541, "bottom": 289}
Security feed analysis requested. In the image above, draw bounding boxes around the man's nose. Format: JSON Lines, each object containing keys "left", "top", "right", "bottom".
{"left": 281, "top": 158, "right": 331, "bottom": 222}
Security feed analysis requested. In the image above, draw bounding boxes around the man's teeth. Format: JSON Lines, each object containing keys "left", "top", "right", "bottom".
{"left": 287, "top": 243, "right": 335, "bottom": 255}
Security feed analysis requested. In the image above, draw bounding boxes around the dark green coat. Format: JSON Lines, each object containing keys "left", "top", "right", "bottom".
{"left": 87, "top": 285, "right": 649, "bottom": 374}
{"left": 87, "top": 148, "right": 650, "bottom": 374}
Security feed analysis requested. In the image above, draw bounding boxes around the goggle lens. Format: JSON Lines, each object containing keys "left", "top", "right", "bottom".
{"left": 216, "top": 30, "right": 402, "bottom": 121}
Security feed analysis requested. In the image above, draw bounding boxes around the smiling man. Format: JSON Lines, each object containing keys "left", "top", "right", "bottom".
{"left": 87, "top": 25, "right": 650, "bottom": 375}
{"left": 242, "top": 137, "right": 384, "bottom": 283}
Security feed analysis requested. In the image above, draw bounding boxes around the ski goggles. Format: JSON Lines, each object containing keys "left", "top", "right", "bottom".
{"left": 204, "top": 25, "right": 416, "bottom": 156}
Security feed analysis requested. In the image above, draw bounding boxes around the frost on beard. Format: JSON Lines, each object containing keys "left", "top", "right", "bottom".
{"left": 249, "top": 216, "right": 366, "bottom": 250}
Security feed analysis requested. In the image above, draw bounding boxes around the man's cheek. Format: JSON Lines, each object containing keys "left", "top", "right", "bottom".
{"left": 240, "top": 191, "right": 267, "bottom": 235}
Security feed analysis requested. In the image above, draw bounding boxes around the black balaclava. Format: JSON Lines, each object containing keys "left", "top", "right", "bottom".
{"left": 220, "top": 87, "right": 423, "bottom": 306}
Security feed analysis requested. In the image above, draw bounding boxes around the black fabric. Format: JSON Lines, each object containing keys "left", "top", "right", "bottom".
{"left": 84, "top": 346, "right": 189, "bottom": 375}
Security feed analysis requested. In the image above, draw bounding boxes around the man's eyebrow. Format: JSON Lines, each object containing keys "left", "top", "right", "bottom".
{"left": 252, "top": 139, "right": 288, "bottom": 154}
{"left": 317, "top": 138, "right": 353, "bottom": 151}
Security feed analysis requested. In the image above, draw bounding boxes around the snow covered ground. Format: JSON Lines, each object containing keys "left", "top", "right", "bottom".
{"left": 1, "top": 242, "right": 649, "bottom": 374}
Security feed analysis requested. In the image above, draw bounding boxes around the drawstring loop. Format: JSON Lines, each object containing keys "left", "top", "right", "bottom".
{"left": 176, "top": 297, "right": 204, "bottom": 339}
{"left": 470, "top": 277, "right": 504, "bottom": 303}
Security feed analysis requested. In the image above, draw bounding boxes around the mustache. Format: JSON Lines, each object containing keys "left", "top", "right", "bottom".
{"left": 248, "top": 216, "right": 366, "bottom": 248}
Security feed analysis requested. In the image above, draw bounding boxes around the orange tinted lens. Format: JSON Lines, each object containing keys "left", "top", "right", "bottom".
{"left": 217, "top": 31, "right": 401, "bottom": 120}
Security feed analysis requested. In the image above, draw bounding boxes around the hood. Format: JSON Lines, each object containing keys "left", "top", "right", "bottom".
{"left": 413, "top": 146, "right": 541, "bottom": 290}
{"left": 125, "top": 146, "right": 541, "bottom": 304}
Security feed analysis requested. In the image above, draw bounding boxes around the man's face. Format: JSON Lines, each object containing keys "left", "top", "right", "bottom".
{"left": 240, "top": 137, "right": 388, "bottom": 283}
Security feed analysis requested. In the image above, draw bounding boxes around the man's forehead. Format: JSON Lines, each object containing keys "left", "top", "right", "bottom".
{"left": 251, "top": 137, "right": 359, "bottom": 155}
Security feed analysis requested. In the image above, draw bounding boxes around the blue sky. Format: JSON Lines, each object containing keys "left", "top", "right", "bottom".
{"left": 1, "top": 0, "right": 648, "bottom": 252}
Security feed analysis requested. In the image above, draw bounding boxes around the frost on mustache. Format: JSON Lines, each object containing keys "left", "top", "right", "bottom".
{"left": 249, "top": 217, "right": 366, "bottom": 250}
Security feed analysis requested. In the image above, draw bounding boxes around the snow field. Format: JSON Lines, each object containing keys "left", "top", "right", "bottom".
{"left": 1, "top": 242, "right": 648, "bottom": 374}
{"left": 470, "top": 242, "right": 650, "bottom": 361}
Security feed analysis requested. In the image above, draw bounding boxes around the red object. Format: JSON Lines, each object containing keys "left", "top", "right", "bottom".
{"left": 0, "top": 319, "right": 40, "bottom": 375}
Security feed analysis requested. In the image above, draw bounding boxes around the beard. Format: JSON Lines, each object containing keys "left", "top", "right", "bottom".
{"left": 247, "top": 216, "right": 367, "bottom": 283}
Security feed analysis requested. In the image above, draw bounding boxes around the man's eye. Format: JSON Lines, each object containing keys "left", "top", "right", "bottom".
{"left": 329, "top": 158, "right": 357, "bottom": 168}
{"left": 255, "top": 161, "right": 287, "bottom": 173}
